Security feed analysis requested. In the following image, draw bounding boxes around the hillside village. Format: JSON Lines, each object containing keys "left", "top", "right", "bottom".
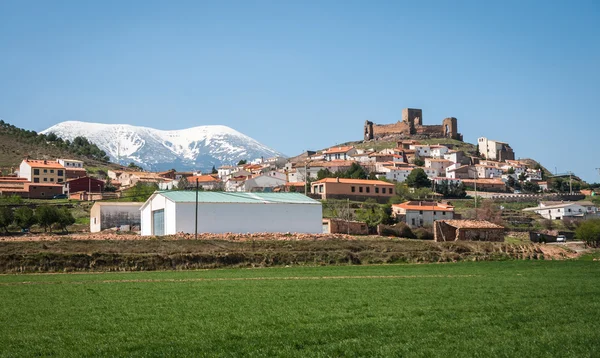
{"left": 0, "top": 108, "right": 598, "bottom": 244}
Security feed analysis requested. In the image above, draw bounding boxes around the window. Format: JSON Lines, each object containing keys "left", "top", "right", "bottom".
{"left": 41, "top": 192, "right": 45, "bottom": 196}
{"left": 434, "top": 211, "right": 437, "bottom": 215}
{"left": 375, "top": 187, "right": 379, "bottom": 194}
{"left": 419, "top": 210, "right": 423, "bottom": 214}
{"left": 389, "top": 189, "right": 393, "bottom": 195}
{"left": 443, "top": 212, "right": 446, "bottom": 215}
{"left": 43, "top": 169, "right": 47, "bottom": 173}
{"left": 412, "top": 218, "right": 416, "bottom": 226}
{"left": 359, "top": 187, "right": 363, "bottom": 193}
{"left": 58, "top": 170, "right": 63, "bottom": 176}
{"left": 43, "top": 178, "right": 48, "bottom": 182}
{"left": 50, "top": 178, "right": 54, "bottom": 182}
{"left": 351, "top": 186, "right": 355, "bottom": 193}
{"left": 382, "top": 188, "right": 386, "bottom": 194}
{"left": 33, "top": 178, "right": 39, "bottom": 183}
{"left": 50, "top": 169, "right": 54, "bottom": 173}
{"left": 366, "top": 187, "right": 370, "bottom": 193}
{"left": 568, "top": 209, "right": 571, "bottom": 212}
{"left": 58, "top": 179, "right": 63, "bottom": 183}
{"left": 33, "top": 169, "right": 39, "bottom": 175}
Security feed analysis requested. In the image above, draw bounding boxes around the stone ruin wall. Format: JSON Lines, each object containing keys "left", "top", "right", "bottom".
{"left": 364, "top": 108, "right": 462, "bottom": 141}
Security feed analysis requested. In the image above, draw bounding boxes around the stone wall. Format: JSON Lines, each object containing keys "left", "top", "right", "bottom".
{"left": 324, "top": 218, "right": 368, "bottom": 235}
{"left": 364, "top": 109, "right": 462, "bottom": 141}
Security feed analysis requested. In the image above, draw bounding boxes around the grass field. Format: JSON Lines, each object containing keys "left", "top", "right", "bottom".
{"left": 1, "top": 260, "right": 599, "bottom": 357}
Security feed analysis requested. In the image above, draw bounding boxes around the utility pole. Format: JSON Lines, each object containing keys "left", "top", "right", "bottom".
{"left": 195, "top": 178, "right": 199, "bottom": 240}
{"left": 347, "top": 198, "right": 350, "bottom": 236}
{"left": 474, "top": 171, "right": 478, "bottom": 219}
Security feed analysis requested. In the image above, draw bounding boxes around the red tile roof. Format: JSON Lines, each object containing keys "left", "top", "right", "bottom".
{"left": 187, "top": 175, "right": 220, "bottom": 183}
{"left": 312, "top": 178, "right": 395, "bottom": 186}
{"left": 22, "top": 159, "right": 65, "bottom": 169}
{"left": 393, "top": 201, "right": 454, "bottom": 212}
{"left": 323, "top": 146, "right": 355, "bottom": 154}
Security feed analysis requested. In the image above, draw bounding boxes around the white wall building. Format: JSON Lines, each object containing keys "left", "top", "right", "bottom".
{"left": 90, "top": 202, "right": 143, "bottom": 233}
{"left": 429, "top": 145, "right": 449, "bottom": 158}
{"left": 477, "top": 137, "right": 515, "bottom": 162}
{"left": 57, "top": 159, "right": 84, "bottom": 169}
{"left": 392, "top": 201, "right": 455, "bottom": 227}
{"left": 476, "top": 165, "right": 504, "bottom": 179}
{"left": 140, "top": 192, "right": 323, "bottom": 236}
{"left": 523, "top": 202, "right": 589, "bottom": 220}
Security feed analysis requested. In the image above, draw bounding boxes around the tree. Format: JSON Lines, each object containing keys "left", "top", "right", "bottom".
{"left": 13, "top": 207, "right": 36, "bottom": 231}
{"left": 355, "top": 199, "right": 391, "bottom": 232}
{"left": 211, "top": 166, "right": 218, "bottom": 174}
{"left": 177, "top": 176, "right": 189, "bottom": 190}
{"left": 435, "top": 180, "right": 466, "bottom": 198}
{"left": 412, "top": 156, "right": 425, "bottom": 167}
{"left": 56, "top": 207, "right": 76, "bottom": 233}
{"left": 237, "top": 159, "right": 247, "bottom": 165}
{"left": 128, "top": 162, "right": 143, "bottom": 171}
{"left": 523, "top": 181, "right": 540, "bottom": 193}
{"left": 0, "top": 207, "right": 14, "bottom": 233}
{"left": 575, "top": 219, "right": 600, "bottom": 247}
{"left": 35, "top": 206, "right": 60, "bottom": 232}
{"left": 317, "top": 168, "right": 333, "bottom": 181}
{"left": 507, "top": 167, "right": 515, "bottom": 174}
{"left": 46, "top": 132, "right": 58, "bottom": 141}
{"left": 518, "top": 172, "right": 528, "bottom": 182}
{"left": 405, "top": 168, "right": 431, "bottom": 188}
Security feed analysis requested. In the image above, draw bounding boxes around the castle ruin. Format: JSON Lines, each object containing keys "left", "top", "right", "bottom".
{"left": 364, "top": 108, "right": 463, "bottom": 141}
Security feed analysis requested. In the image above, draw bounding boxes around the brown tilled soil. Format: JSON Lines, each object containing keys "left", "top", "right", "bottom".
{"left": 0, "top": 232, "right": 579, "bottom": 273}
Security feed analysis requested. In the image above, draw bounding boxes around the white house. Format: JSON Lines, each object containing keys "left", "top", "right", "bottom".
{"left": 90, "top": 202, "right": 143, "bottom": 233}
{"left": 425, "top": 158, "right": 453, "bottom": 174}
{"left": 409, "top": 144, "right": 432, "bottom": 157}
{"left": 57, "top": 159, "right": 84, "bottom": 169}
{"left": 322, "top": 146, "right": 358, "bottom": 161}
{"left": 477, "top": 137, "right": 515, "bottom": 162}
{"left": 140, "top": 191, "right": 323, "bottom": 236}
{"left": 522, "top": 201, "right": 598, "bottom": 220}
{"left": 476, "top": 164, "right": 504, "bottom": 179}
{"left": 392, "top": 201, "right": 455, "bottom": 227}
{"left": 380, "top": 165, "right": 414, "bottom": 182}
{"left": 217, "top": 166, "right": 234, "bottom": 180}
{"left": 429, "top": 145, "right": 449, "bottom": 158}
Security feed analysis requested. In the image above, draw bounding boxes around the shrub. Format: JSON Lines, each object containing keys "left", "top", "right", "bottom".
{"left": 575, "top": 219, "right": 600, "bottom": 248}
{"left": 413, "top": 227, "right": 434, "bottom": 240}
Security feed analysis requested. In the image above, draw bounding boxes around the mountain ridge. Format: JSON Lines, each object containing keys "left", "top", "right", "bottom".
{"left": 42, "top": 121, "right": 283, "bottom": 172}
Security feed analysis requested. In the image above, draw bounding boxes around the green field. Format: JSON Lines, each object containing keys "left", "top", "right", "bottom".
{"left": 1, "top": 261, "right": 599, "bottom": 357}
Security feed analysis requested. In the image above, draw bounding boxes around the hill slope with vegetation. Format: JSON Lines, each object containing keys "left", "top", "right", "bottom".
{"left": 0, "top": 120, "right": 121, "bottom": 172}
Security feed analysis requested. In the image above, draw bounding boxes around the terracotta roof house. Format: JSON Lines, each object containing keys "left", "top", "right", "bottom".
{"left": 19, "top": 159, "right": 66, "bottom": 184}
{"left": 322, "top": 146, "right": 357, "bottom": 161}
{"left": 392, "top": 201, "right": 455, "bottom": 227}
{"left": 311, "top": 178, "right": 395, "bottom": 202}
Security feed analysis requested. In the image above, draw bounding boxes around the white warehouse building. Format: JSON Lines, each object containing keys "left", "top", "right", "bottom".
{"left": 140, "top": 191, "right": 323, "bottom": 236}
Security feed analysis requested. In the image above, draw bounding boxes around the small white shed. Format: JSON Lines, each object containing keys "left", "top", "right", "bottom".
{"left": 140, "top": 191, "right": 323, "bottom": 236}
{"left": 90, "top": 202, "right": 143, "bottom": 233}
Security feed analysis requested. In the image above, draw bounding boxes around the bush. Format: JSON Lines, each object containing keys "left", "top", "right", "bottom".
{"left": 379, "top": 223, "right": 415, "bottom": 238}
{"left": 575, "top": 219, "right": 600, "bottom": 248}
{"left": 413, "top": 227, "right": 434, "bottom": 240}
{"left": 56, "top": 207, "right": 76, "bottom": 233}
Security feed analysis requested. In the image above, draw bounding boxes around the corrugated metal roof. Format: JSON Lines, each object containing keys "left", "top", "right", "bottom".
{"left": 158, "top": 191, "right": 321, "bottom": 204}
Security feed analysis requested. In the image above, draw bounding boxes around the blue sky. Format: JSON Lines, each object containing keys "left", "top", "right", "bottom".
{"left": 1, "top": 1, "right": 598, "bottom": 181}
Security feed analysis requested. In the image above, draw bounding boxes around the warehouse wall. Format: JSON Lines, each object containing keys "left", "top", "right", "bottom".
{"left": 173, "top": 202, "right": 323, "bottom": 235}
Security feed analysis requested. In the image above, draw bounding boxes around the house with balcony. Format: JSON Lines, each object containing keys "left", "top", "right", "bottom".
{"left": 392, "top": 201, "right": 455, "bottom": 227}
{"left": 322, "top": 146, "right": 357, "bottom": 161}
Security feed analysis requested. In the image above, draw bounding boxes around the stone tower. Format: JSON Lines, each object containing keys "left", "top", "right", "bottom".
{"left": 364, "top": 120, "right": 374, "bottom": 141}
{"left": 442, "top": 117, "right": 461, "bottom": 140}
{"left": 402, "top": 108, "right": 423, "bottom": 135}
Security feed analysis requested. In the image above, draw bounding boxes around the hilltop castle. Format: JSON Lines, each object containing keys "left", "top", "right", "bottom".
{"left": 364, "top": 108, "right": 463, "bottom": 141}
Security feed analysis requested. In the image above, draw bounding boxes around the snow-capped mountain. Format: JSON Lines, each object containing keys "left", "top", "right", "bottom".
{"left": 41, "top": 121, "right": 283, "bottom": 171}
